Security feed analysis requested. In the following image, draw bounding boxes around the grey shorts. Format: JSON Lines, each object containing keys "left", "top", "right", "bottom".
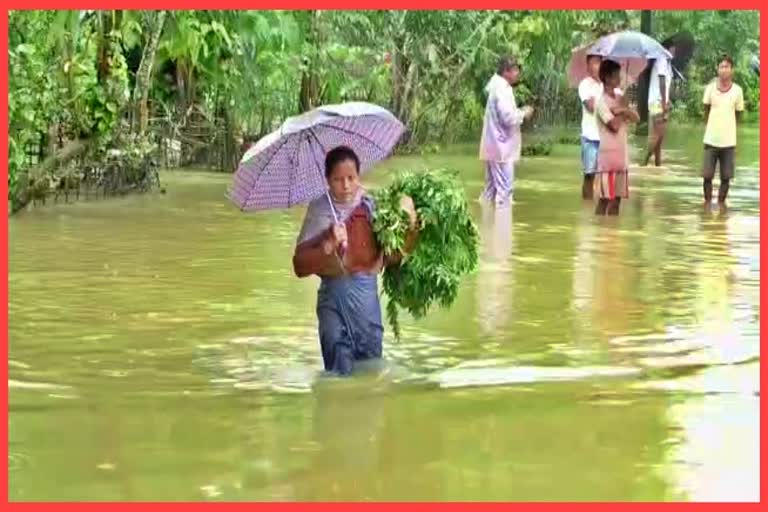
{"left": 702, "top": 145, "right": 735, "bottom": 180}
{"left": 580, "top": 137, "right": 599, "bottom": 175}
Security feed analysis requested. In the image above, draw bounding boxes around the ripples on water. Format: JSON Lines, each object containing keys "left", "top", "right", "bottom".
{"left": 8, "top": 127, "right": 760, "bottom": 501}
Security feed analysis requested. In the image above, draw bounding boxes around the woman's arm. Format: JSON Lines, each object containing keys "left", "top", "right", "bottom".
{"left": 292, "top": 229, "right": 344, "bottom": 278}
{"left": 597, "top": 97, "right": 621, "bottom": 133}
{"left": 611, "top": 106, "right": 640, "bottom": 123}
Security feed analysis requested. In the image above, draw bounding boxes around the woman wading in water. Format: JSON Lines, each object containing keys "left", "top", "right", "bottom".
{"left": 293, "top": 146, "right": 419, "bottom": 376}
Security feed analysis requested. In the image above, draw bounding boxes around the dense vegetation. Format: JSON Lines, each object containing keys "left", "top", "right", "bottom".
{"left": 8, "top": 10, "right": 760, "bottom": 210}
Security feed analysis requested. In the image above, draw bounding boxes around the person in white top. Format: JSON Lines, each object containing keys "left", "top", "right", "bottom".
{"left": 577, "top": 54, "right": 603, "bottom": 199}
{"left": 643, "top": 40, "right": 677, "bottom": 167}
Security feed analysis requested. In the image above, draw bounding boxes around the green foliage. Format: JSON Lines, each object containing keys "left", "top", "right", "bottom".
{"left": 7, "top": 9, "right": 761, "bottom": 201}
{"left": 371, "top": 169, "right": 480, "bottom": 339}
{"left": 556, "top": 134, "right": 582, "bottom": 145}
{"left": 522, "top": 141, "right": 553, "bottom": 157}
{"left": 8, "top": 11, "right": 60, "bottom": 197}
{"left": 8, "top": 10, "right": 132, "bottom": 199}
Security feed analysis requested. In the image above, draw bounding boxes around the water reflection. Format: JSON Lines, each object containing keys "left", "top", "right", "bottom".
{"left": 571, "top": 205, "right": 641, "bottom": 344}
{"left": 292, "top": 378, "right": 390, "bottom": 501}
{"left": 571, "top": 205, "right": 597, "bottom": 344}
{"left": 660, "top": 391, "right": 760, "bottom": 502}
{"left": 628, "top": 207, "right": 759, "bottom": 501}
{"left": 7, "top": 127, "right": 760, "bottom": 501}
{"left": 476, "top": 203, "right": 514, "bottom": 338}
{"left": 696, "top": 214, "right": 736, "bottom": 328}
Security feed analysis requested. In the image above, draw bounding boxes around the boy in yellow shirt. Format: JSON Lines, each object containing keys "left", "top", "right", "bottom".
{"left": 702, "top": 55, "right": 745, "bottom": 210}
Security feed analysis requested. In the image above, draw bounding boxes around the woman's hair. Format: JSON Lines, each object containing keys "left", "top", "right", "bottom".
{"left": 324, "top": 146, "right": 360, "bottom": 178}
{"left": 599, "top": 59, "right": 621, "bottom": 83}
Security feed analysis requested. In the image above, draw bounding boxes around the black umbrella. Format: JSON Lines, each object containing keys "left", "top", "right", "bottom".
{"left": 662, "top": 31, "right": 695, "bottom": 72}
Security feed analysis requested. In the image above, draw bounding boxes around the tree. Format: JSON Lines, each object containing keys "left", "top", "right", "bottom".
{"left": 7, "top": 8, "right": 761, "bottom": 207}
{"left": 637, "top": 10, "right": 653, "bottom": 131}
{"left": 298, "top": 10, "right": 322, "bottom": 112}
{"left": 133, "top": 10, "right": 167, "bottom": 135}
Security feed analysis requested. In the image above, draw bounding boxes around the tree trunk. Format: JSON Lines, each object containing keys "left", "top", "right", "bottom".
{"left": 33, "top": 139, "right": 91, "bottom": 176}
{"left": 221, "top": 101, "right": 237, "bottom": 171}
{"left": 11, "top": 139, "right": 92, "bottom": 214}
{"left": 299, "top": 10, "right": 321, "bottom": 113}
{"left": 96, "top": 11, "right": 124, "bottom": 86}
{"left": 391, "top": 35, "right": 409, "bottom": 122}
{"left": 97, "top": 11, "right": 113, "bottom": 85}
{"left": 390, "top": 36, "right": 417, "bottom": 144}
{"left": 133, "top": 10, "right": 167, "bottom": 135}
{"left": 259, "top": 102, "right": 268, "bottom": 138}
{"left": 637, "top": 10, "right": 653, "bottom": 133}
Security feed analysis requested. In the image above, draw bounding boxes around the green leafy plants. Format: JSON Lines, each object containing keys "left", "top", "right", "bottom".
{"left": 372, "top": 168, "right": 479, "bottom": 339}
{"left": 521, "top": 140, "right": 553, "bottom": 157}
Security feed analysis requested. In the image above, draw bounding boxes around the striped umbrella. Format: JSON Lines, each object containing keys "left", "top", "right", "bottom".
{"left": 229, "top": 102, "right": 405, "bottom": 220}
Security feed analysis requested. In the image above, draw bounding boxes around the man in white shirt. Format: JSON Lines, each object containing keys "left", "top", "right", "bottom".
{"left": 643, "top": 41, "right": 677, "bottom": 167}
{"left": 577, "top": 54, "right": 603, "bottom": 199}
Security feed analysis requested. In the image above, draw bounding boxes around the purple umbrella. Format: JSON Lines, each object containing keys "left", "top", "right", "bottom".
{"left": 229, "top": 102, "right": 405, "bottom": 223}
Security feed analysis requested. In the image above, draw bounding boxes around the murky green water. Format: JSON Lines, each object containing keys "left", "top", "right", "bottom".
{"left": 9, "top": 125, "right": 760, "bottom": 501}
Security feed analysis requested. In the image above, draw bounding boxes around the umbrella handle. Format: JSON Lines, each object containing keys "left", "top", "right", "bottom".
{"left": 325, "top": 190, "right": 348, "bottom": 256}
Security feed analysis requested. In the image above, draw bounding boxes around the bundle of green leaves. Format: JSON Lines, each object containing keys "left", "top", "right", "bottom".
{"left": 371, "top": 168, "right": 479, "bottom": 339}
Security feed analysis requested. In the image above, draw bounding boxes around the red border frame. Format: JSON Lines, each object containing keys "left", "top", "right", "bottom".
{"left": 2, "top": 3, "right": 765, "bottom": 508}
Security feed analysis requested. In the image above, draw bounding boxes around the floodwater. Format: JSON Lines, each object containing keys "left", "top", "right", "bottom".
{"left": 8, "top": 125, "right": 760, "bottom": 501}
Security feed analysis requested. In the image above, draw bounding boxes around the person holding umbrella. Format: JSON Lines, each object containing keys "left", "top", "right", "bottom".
{"left": 569, "top": 31, "right": 668, "bottom": 198}
{"left": 230, "top": 102, "right": 419, "bottom": 376}
{"left": 293, "top": 146, "right": 419, "bottom": 375}
{"left": 593, "top": 59, "right": 640, "bottom": 215}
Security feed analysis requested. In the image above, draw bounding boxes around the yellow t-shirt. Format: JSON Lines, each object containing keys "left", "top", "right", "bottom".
{"left": 703, "top": 81, "right": 744, "bottom": 148}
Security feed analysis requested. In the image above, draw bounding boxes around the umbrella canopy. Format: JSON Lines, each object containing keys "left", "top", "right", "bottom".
{"left": 568, "top": 41, "right": 646, "bottom": 87}
{"left": 569, "top": 31, "right": 671, "bottom": 88}
{"left": 588, "top": 30, "right": 673, "bottom": 61}
{"left": 229, "top": 102, "right": 405, "bottom": 213}
{"left": 570, "top": 31, "right": 674, "bottom": 88}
